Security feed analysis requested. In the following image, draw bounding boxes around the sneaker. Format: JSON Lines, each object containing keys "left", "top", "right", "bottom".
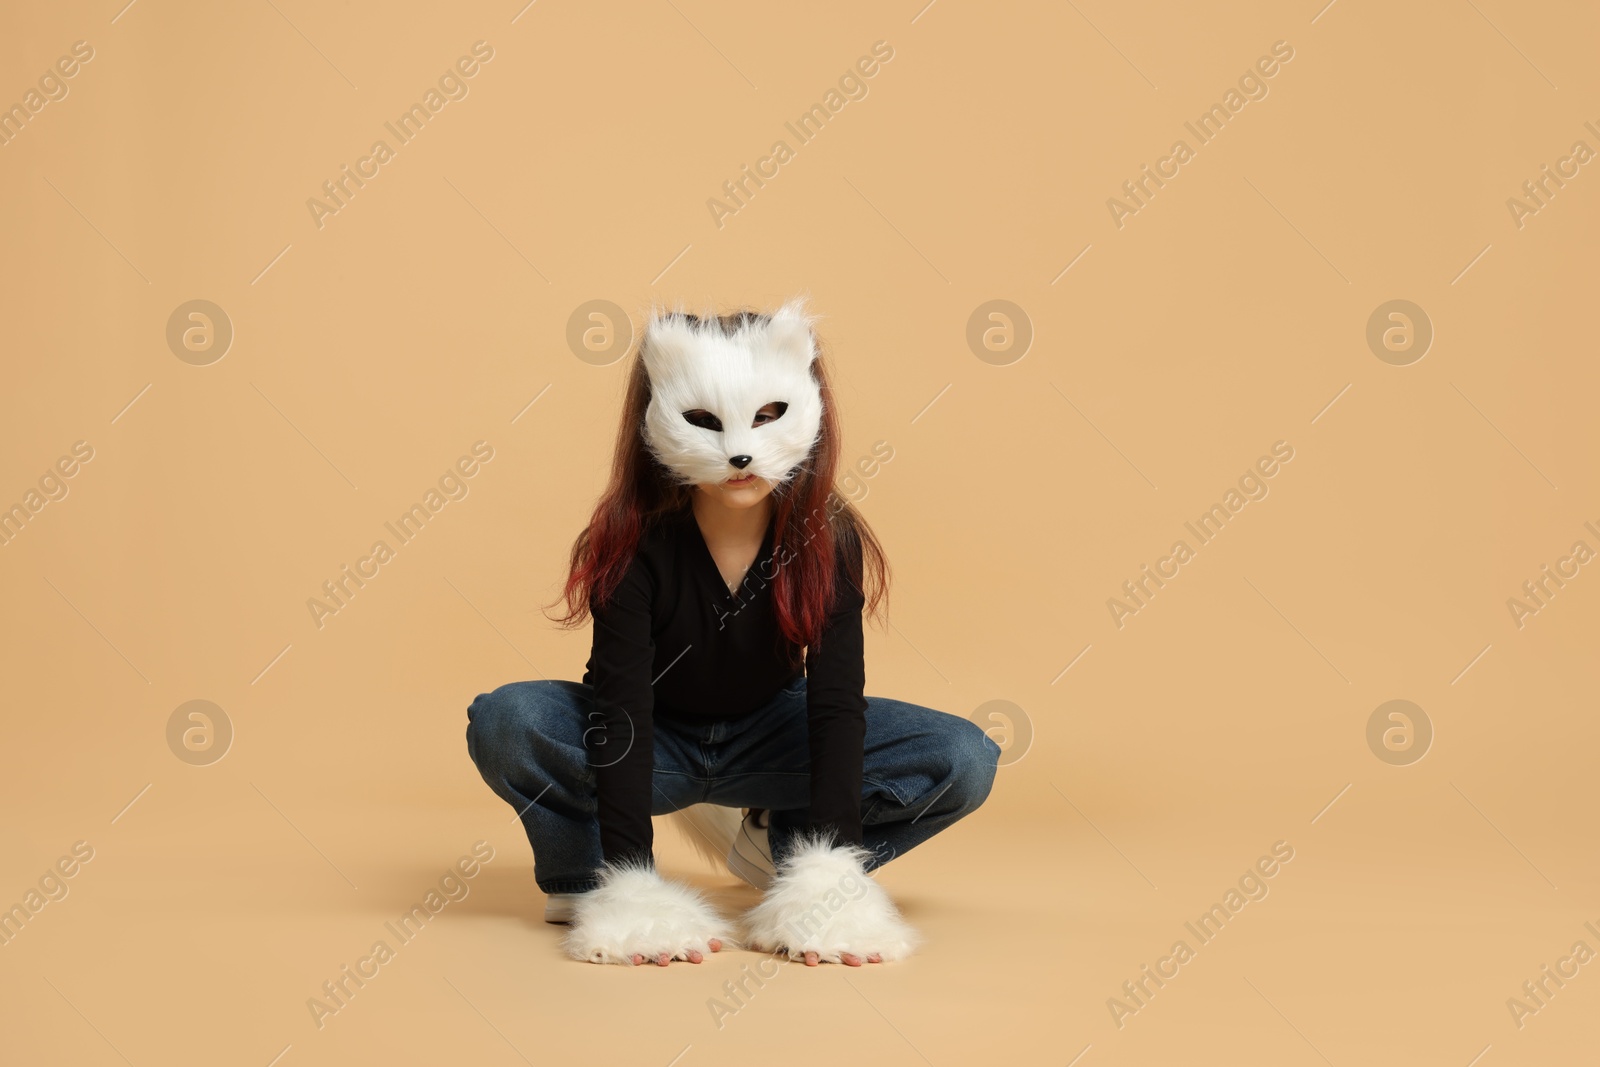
{"left": 727, "top": 807, "right": 775, "bottom": 891}
{"left": 544, "top": 892, "right": 580, "bottom": 924}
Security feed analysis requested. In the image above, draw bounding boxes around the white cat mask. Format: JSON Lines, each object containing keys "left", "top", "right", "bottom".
{"left": 639, "top": 299, "right": 824, "bottom": 487}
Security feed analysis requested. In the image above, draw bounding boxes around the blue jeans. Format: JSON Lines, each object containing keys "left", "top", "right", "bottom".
{"left": 465, "top": 674, "right": 1002, "bottom": 894}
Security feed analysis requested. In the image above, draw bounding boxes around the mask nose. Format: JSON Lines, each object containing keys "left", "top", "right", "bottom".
{"left": 728, "top": 455, "right": 752, "bottom": 470}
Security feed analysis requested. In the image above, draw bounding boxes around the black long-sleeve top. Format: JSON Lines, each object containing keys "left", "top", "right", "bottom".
{"left": 580, "top": 506, "right": 867, "bottom": 869}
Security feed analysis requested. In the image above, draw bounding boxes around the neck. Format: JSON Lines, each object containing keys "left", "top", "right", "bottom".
{"left": 691, "top": 488, "right": 772, "bottom": 546}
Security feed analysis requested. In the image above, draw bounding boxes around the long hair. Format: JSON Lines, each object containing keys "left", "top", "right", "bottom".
{"left": 544, "top": 307, "right": 889, "bottom": 666}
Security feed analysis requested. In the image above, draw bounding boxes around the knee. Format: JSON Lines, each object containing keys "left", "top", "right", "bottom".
{"left": 465, "top": 680, "right": 560, "bottom": 780}
{"left": 945, "top": 716, "right": 1001, "bottom": 809}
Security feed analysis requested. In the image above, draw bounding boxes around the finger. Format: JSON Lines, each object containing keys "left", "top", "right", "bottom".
{"left": 687, "top": 949, "right": 704, "bottom": 963}
{"left": 868, "top": 953, "right": 882, "bottom": 963}
{"left": 804, "top": 950, "right": 820, "bottom": 967}
{"left": 630, "top": 954, "right": 644, "bottom": 966}
{"left": 709, "top": 938, "right": 723, "bottom": 952}
{"left": 840, "top": 952, "right": 863, "bottom": 967}
{"left": 657, "top": 952, "right": 671, "bottom": 967}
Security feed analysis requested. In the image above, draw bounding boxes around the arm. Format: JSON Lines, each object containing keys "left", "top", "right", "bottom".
{"left": 802, "top": 531, "right": 868, "bottom": 849}
{"left": 571, "top": 551, "right": 734, "bottom": 966}
{"left": 741, "top": 527, "right": 920, "bottom": 966}
{"left": 585, "top": 555, "right": 658, "bottom": 869}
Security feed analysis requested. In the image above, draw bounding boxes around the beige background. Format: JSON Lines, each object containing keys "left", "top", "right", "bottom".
{"left": 2, "top": 0, "right": 1597, "bottom": 1064}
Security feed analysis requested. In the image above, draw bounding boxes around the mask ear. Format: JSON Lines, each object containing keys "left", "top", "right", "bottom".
{"left": 762, "top": 297, "right": 818, "bottom": 369}
{"left": 639, "top": 310, "right": 701, "bottom": 387}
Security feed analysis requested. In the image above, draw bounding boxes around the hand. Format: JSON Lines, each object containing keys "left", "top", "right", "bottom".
{"left": 802, "top": 949, "right": 882, "bottom": 967}
{"left": 562, "top": 861, "right": 736, "bottom": 967}
{"left": 630, "top": 938, "right": 725, "bottom": 966}
{"left": 741, "top": 833, "right": 921, "bottom": 966}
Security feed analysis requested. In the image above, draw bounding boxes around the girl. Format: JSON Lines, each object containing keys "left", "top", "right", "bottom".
{"left": 465, "top": 298, "right": 999, "bottom": 967}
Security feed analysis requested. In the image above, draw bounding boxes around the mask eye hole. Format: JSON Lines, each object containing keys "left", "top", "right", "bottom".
{"left": 752, "top": 402, "right": 788, "bottom": 427}
{"left": 682, "top": 409, "right": 724, "bottom": 432}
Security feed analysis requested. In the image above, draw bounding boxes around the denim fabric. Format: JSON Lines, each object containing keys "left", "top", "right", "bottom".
{"left": 465, "top": 674, "right": 1001, "bottom": 894}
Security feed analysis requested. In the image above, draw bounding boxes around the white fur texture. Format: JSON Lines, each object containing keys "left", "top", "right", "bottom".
{"left": 639, "top": 297, "right": 824, "bottom": 487}
{"left": 562, "top": 860, "right": 737, "bottom": 966}
{"left": 741, "top": 833, "right": 921, "bottom": 963}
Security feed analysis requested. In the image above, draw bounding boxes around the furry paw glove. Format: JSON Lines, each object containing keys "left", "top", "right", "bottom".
{"left": 741, "top": 833, "right": 921, "bottom": 963}
{"left": 563, "top": 860, "right": 736, "bottom": 966}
